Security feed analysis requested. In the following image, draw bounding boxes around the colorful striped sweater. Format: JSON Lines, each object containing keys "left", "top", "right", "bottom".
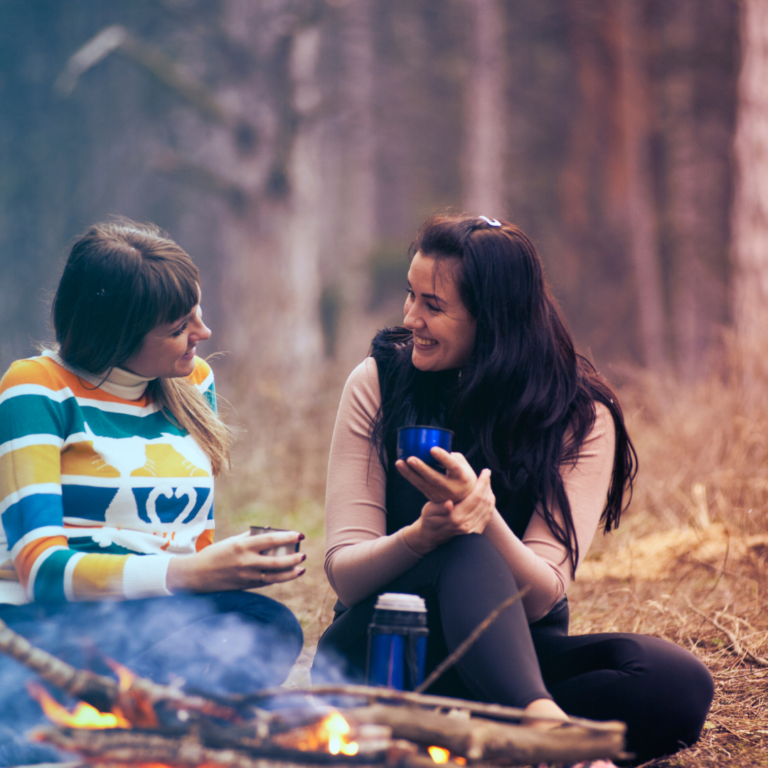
{"left": 0, "top": 352, "right": 216, "bottom": 605}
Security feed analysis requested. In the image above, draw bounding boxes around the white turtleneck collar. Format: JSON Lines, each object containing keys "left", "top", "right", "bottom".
{"left": 44, "top": 350, "right": 156, "bottom": 401}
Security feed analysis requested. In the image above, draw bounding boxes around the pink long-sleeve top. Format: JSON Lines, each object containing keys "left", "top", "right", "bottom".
{"left": 324, "top": 357, "right": 616, "bottom": 622}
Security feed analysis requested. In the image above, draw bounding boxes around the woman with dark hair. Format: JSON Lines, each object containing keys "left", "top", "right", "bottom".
{"left": 314, "top": 215, "right": 713, "bottom": 763}
{"left": 0, "top": 220, "right": 304, "bottom": 742}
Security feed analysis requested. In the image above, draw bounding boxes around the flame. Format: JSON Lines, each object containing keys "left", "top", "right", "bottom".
{"left": 132, "top": 765, "right": 220, "bottom": 768}
{"left": 27, "top": 682, "right": 129, "bottom": 729}
{"left": 428, "top": 746, "right": 450, "bottom": 763}
{"left": 323, "top": 711, "right": 359, "bottom": 756}
{"left": 427, "top": 746, "right": 465, "bottom": 764}
{"left": 271, "top": 710, "right": 360, "bottom": 756}
{"left": 103, "top": 656, "right": 136, "bottom": 691}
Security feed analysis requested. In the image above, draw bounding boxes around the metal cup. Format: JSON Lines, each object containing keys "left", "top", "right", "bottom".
{"left": 396, "top": 425, "right": 453, "bottom": 470}
{"left": 250, "top": 526, "right": 300, "bottom": 571}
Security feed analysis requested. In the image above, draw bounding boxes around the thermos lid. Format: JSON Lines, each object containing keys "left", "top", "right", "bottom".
{"left": 374, "top": 593, "right": 427, "bottom": 612}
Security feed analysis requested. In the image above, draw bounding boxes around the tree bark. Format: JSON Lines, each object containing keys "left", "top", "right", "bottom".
{"left": 732, "top": 0, "right": 768, "bottom": 348}
{"left": 335, "top": 0, "right": 378, "bottom": 368}
{"left": 616, "top": 0, "right": 667, "bottom": 370}
{"left": 463, "top": 0, "right": 507, "bottom": 216}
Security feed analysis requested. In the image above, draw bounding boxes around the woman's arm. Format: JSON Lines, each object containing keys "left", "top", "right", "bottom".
{"left": 482, "top": 403, "right": 616, "bottom": 622}
{"left": 324, "top": 358, "right": 424, "bottom": 607}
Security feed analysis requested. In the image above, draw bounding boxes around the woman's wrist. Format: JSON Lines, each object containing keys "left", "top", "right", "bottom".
{"left": 166, "top": 555, "right": 198, "bottom": 593}
{"left": 402, "top": 520, "right": 434, "bottom": 556}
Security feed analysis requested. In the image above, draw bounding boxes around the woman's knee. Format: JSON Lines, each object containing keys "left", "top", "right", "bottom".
{"left": 210, "top": 590, "right": 303, "bottom": 657}
{"left": 431, "top": 534, "right": 519, "bottom": 593}
{"left": 573, "top": 634, "right": 713, "bottom": 761}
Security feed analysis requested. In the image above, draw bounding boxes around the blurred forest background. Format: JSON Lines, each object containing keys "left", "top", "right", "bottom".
{"left": 1, "top": 0, "right": 767, "bottom": 540}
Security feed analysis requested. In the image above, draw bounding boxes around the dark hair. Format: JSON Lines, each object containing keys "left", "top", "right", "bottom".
{"left": 54, "top": 220, "right": 200, "bottom": 373}
{"left": 375, "top": 214, "right": 637, "bottom": 574}
{"left": 52, "top": 219, "right": 230, "bottom": 475}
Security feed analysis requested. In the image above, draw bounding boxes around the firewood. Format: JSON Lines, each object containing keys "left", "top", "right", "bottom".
{"left": 243, "top": 684, "right": 625, "bottom": 733}
{"left": 0, "top": 618, "right": 239, "bottom": 723}
{"left": 347, "top": 705, "right": 625, "bottom": 764}
{"left": 38, "top": 727, "right": 300, "bottom": 768}
{"left": 0, "top": 618, "right": 118, "bottom": 712}
{"left": 37, "top": 727, "right": 382, "bottom": 768}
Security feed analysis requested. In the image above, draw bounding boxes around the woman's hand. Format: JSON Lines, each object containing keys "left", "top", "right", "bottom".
{"left": 395, "top": 448, "right": 477, "bottom": 504}
{"left": 403, "top": 468, "right": 495, "bottom": 555}
{"left": 166, "top": 530, "right": 306, "bottom": 594}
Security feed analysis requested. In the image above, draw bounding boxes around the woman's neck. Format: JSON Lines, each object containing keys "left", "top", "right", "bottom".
{"left": 45, "top": 349, "right": 156, "bottom": 401}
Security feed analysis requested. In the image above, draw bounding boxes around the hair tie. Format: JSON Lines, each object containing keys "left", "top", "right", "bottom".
{"left": 478, "top": 216, "right": 502, "bottom": 227}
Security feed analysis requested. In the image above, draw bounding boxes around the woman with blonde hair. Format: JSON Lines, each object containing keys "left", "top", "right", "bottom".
{"left": 0, "top": 220, "right": 304, "bottom": 738}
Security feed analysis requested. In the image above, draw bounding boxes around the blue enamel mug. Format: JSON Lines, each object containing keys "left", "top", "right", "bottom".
{"left": 396, "top": 425, "right": 453, "bottom": 470}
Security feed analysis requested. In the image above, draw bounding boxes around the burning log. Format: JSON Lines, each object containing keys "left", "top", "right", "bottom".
{"left": 39, "top": 726, "right": 455, "bottom": 768}
{"left": 0, "top": 618, "right": 240, "bottom": 726}
{"left": 37, "top": 727, "right": 318, "bottom": 768}
{"left": 3, "top": 619, "right": 626, "bottom": 767}
{"left": 347, "top": 705, "right": 625, "bottom": 764}
{"left": 242, "top": 684, "right": 624, "bottom": 732}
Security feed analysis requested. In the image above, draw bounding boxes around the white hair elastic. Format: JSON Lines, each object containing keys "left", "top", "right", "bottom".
{"left": 478, "top": 216, "right": 502, "bottom": 227}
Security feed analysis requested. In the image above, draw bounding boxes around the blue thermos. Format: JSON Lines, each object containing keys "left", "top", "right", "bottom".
{"left": 367, "top": 593, "right": 428, "bottom": 690}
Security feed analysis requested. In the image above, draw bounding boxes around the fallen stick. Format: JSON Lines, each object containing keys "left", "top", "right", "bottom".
{"left": 243, "top": 684, "right": 625, "bottom": 733}
{"left": 0, "top": 618, "right": 240, "bottom": 724}
{"left": 685, "top": 600, "right": 768, "bottom": 668}
{"left": 416, "top": 588, "right": 529, "bottom": 693}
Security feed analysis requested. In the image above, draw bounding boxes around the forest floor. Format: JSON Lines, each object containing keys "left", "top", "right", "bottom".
{"left": 249, "top": 510, "right": 768, "bottom": 768}
{"left": 255, "top": 509, "right": 768, "bottom": 768}
{"left": 217, "top": 348, "right": 768, "bottom": 767}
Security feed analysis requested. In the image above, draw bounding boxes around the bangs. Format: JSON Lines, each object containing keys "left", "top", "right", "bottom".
{"left": 143, "top": 254, "right": 201, "bottom": 327}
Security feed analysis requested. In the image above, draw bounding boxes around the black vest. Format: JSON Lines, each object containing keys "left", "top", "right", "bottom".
{"left": 371, "top": 328, "right": 536, "bottom": 540}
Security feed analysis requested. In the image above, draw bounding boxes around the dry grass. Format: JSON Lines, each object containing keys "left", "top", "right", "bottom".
{"left": 214, "top": 339, "right": 768, "bottom": 766}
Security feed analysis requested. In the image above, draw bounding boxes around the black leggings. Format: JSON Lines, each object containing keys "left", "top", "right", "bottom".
{"left": 313, "top": 535, "right": 713, "bottom": 763}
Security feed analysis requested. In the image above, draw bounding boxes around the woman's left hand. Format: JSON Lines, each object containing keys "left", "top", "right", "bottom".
{"left": 395, "top": 448, "right": 477, "bottom": 504}
{"left": 403, "top": 468, "right": 496, "bottom": 554}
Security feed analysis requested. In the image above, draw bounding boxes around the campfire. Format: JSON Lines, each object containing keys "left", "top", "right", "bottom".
{"left": 0, "top": 618, "right": 626, "bottom": 768}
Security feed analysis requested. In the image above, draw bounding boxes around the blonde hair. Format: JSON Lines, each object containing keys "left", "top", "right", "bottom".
{"left": 53, "top": 219, "right": 230, "bottom": 475}
{"left": 150, "top": 378, "right": 230, "bottom": 476}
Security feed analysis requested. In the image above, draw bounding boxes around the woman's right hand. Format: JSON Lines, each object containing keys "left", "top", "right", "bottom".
{"left": 395, "top": 448, "right": 478, "bottom": 504}
{"left": 403, "top": 468, "right": 495, "bottom": 555}
{"left": 166, "top": 530, "right": 306, "bottom": 594}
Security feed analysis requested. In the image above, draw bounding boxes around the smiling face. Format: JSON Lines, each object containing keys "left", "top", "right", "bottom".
{"left": 404, "top": 252, "right": 477, "bottom": 372}
{"left": 122, "top": 303, "right": 211, "bottom": 379}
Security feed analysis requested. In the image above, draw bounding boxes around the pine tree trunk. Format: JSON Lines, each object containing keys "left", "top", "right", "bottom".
{"left": 732, "top": 0, "right": 768, "bottom": 346}
{"left": 463, "top": 0, "right": 506, "bottom": 216}
{"left": 616, "top": 0, "right": 666, "bottom": 370}
{"left": 336, "top": 0, "right": 378, "bottom": 367}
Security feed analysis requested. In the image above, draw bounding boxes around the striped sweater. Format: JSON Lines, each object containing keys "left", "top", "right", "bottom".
{"left": 0, "top": 352, "right": 216, "bottom": 605}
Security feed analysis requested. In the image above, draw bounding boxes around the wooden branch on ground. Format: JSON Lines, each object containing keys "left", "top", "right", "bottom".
{"left": 685, "top": 599, "right": 768, "bottom": 667}
{"left": 416, "top": 588, "right": 529, "bottom": 693}
{"left": 347, "top": 705, "right": 624, "bottom": 764}
{"left": 0, "top": 618, "right": 240, "bottom": 724}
